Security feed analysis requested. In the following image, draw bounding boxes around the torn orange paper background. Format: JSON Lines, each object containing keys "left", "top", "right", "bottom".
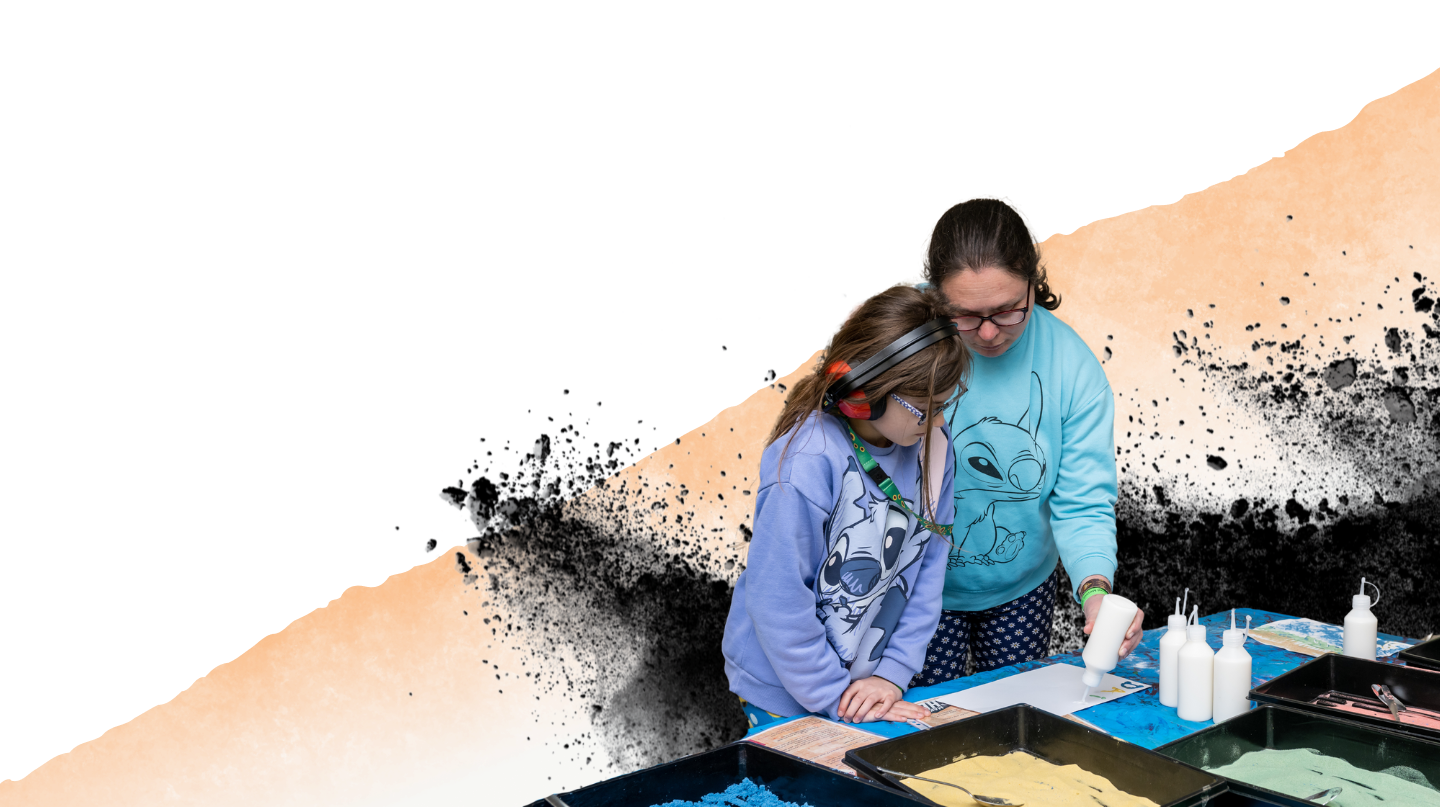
{"left": 5, "top": 69, "right": 1434, "bottom": 807}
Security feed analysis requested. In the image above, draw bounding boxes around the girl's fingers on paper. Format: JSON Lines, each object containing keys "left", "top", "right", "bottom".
{"left": 884, "top": 701, "right": 929, "bottom": 722}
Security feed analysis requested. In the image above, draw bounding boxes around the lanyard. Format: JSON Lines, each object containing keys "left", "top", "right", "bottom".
{"left": 843, "top": 425, "right": 954, "bottom": 539}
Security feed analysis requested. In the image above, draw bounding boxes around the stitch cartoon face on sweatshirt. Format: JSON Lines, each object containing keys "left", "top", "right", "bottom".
{"left": 815, "top": 456, "right": 932, "bottom": 679}
{"left": 949, "top": 371, "right": 1048, "bottom": 568}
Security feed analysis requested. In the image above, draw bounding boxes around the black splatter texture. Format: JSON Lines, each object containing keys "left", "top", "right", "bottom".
{"left": 441, "top": 419, "right": 750, "bottom": 776}
{"left": 1114, "top": 271, "right": 1440, "bottom": 638}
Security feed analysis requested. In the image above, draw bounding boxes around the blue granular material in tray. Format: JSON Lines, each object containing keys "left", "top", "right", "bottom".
{"left": 649, "top": 777, "right": 814, "bottom": 807}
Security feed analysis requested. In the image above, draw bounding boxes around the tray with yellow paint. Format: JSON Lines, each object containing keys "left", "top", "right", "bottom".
{"left": 844, "top": 704, "right": 1224, "bottom": 807}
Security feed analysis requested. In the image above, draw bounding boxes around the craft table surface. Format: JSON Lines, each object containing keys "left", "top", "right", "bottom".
{"left": 744, "top": 609, "right": 1417, "bottom": 749}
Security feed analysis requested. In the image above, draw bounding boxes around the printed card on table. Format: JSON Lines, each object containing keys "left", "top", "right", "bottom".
{"left": 908, "top": 700, "right": 980, "bottom": 731}
{"left": 745, "top": 716, "right": 883, "bottom": 776}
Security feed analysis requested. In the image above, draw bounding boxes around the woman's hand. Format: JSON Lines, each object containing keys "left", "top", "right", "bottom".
{"left": 1082, "top": 585, "right": 1146, "bottom": 659}
{"left": 837, "top": 676, "right": 903, "bottom": 722}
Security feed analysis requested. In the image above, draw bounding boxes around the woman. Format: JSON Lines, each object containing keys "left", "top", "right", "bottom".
{"left": 913, "top": 199, "right": 1143, "bottom": 686}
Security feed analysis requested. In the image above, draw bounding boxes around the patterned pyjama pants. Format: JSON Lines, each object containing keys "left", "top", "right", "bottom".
{"left": 913, "top": 566, "right": 1060, "bottom": 687}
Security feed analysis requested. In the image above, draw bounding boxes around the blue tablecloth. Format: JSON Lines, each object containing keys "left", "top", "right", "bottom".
{"left": 744, "top": 609, "right": 1417, "bottom": 749}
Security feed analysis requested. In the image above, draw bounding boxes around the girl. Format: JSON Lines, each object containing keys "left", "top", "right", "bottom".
{"left": 722, "top": 285, "right": 967, "bottom": 727}
{"left": 914, "top": 198, "right": 1139, "bottom": 687}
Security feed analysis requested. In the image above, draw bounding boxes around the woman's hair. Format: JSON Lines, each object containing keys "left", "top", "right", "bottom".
{"left": 923, "top": 199, "right": 1060, "bottom": 311}
{"left": 767, "top": 284, "right": 969, "bottom": 521}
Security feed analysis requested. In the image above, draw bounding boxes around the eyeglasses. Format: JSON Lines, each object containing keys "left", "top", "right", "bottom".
{"left": 951, "top": 283, "right": 1032, "bottom": 332}
{"left": 889, "top": 394, "right": 927, "bottom": 424}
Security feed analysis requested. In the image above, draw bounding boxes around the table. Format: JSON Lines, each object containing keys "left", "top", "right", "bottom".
{"left": 745, "top": 609, "right": 1417, "bottom": 750}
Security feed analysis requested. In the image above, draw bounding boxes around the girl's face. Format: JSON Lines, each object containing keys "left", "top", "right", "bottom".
{"left": 939, "top": 265, "right": 1032, "bottom": 358}
{"left": 854, "top": 387, "right": 956, "bottom": 448}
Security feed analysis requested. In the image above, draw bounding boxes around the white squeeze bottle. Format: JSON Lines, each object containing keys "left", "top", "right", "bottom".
{"left": 1212, "top": 609, "right": 1253, "bottom": 723}
{"left": 1177, "top": 606, "right": 1215, "bottom": 722}
{"left": 1342, "top": 577, "right": 1380, "bottom": 661}
{"left": 1081, "top": 594, "right": 1140, "bottom": 696}
{"left": 1159, "top": 593, "right": 1189, "bottom": 708}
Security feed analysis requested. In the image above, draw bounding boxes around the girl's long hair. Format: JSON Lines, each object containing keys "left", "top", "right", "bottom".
{"left": 767, "top": 285, "right": 969, "bottom": 522}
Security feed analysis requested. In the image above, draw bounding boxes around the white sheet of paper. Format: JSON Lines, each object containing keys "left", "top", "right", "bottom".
{"left": 929, "top": 663, "right": 1148, "bottom": 717}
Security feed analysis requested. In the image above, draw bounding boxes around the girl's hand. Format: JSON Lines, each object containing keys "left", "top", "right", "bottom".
{"left": 879, "top": 699, "right": 931, "bottom": 723}
{"left": 838, "top": 676, "right": 902, "bottom": 722}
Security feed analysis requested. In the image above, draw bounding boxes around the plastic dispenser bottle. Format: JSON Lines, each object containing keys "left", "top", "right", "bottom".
{"left": 1176, "top": 606, "right": 1215, "bottom": 722}
{"left": 1212, "top": 609, "right": 1253, "bottom": 723}
{"left": 1342, "top": 578, "right": 1380, "bottom": 661}
{"left": 1081, "top": 594, "right": 1139, "bottom": 701}
{"left": 1159, "top": 595, "right": 1189, "bottom": 708}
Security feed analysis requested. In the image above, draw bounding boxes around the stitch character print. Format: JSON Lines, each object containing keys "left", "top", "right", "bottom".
{"left": 815, "top": 455, "right": 932, "bottom": 680}
{"left": 948, "top": 371, "right": 1048, "bottom": 568}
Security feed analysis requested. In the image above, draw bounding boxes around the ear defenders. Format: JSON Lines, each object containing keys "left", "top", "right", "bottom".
{"left": 821, "top": 317, "right": 960, "bottom": 421}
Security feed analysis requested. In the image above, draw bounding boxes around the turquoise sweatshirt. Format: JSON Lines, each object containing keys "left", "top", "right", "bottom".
{"left": 942, "top": 306, "right": 1117, "bottom": 611}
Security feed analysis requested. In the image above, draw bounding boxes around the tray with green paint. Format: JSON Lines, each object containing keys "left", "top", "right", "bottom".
{"left": 1155, "top": 705, "right": 1440, "bottom": 807}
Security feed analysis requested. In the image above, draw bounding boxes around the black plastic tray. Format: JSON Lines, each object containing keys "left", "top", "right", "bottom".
{"left": 1156, "top": 705, "right": 1440, "bottom": 807}
{"left": 1399, "top": 635, "right": 1440, "bottom": 672}
{"left": 1204, "top": 795, "right": 1290, "bottom": 807}
{"left": 843, "top": 704, "right": 1225, "bottom": 807}
{"left": 521, "top": 741, "right": 931, "bottom": 807}
{"left": 1247, "top": 652, "right": 1440, "bottom": 743}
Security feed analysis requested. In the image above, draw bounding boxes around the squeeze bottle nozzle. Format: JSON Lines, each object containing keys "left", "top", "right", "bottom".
{"left": 1222, "top": 609, "right": 1247, "bottom": 647}
{"left": 1352, "top": 577, "right": 1382, "bottom": 610}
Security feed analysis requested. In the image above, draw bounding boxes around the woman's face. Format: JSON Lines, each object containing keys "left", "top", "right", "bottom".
{"left": 939, "top": 265, "right": 1032, "bottom": 358}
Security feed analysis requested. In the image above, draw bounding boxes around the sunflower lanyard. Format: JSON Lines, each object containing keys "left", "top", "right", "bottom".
{"left": 844, "top": 425, "right": 954, "bottom": 541}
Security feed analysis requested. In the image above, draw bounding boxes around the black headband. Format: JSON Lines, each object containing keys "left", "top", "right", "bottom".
{"left": 822, "top": 317, "right": 960, "bottom": 411}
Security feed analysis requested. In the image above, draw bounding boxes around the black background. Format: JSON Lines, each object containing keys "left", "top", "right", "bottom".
{"left": 8, "top": 9, "right": 506, "bottom": 783}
